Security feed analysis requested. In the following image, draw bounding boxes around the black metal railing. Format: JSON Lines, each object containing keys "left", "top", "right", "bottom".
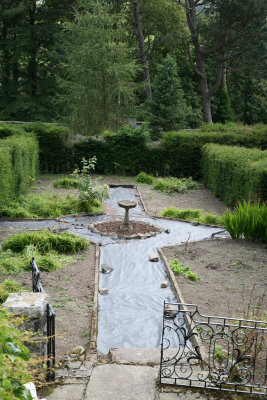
{"left": 160, "top": 302, "right": 267, "bottom": 396}
{"left": 31, "top": 257, "right": 56, "bottom": 381}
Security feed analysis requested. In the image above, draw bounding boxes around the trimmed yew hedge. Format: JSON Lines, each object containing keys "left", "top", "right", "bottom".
{"left": 0, "top": 135, "right": 38, "bottom": 208}
{"left": 201, "top": 144, "right": 267, "bottom": 205}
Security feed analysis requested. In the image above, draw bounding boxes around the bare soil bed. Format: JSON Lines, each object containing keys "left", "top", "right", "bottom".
{"left": 162, "top": 238, "right": 267, "bottom": 319}
{"left": 91, "top": 220, "right": 160, "bottom": 236}
{"left": 0, "top": 227, "right": 96, "bottom": 361}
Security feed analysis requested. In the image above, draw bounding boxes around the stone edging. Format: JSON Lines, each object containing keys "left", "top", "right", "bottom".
{"left": 88, "top": 243, "right": 100, "bottom": 362}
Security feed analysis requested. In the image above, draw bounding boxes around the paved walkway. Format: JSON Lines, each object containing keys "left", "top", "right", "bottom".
{"left": 45, "top": 350, "right": 258, "bottom": 400}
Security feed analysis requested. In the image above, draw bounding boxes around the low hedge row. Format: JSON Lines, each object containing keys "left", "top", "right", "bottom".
{"left": 201, "top": 144, "right": 267, "bottom": 205}
{"left": 0, "top": 135, "right": 38, "bottom": 208}
{"left": 1, "top": 122, "right": 266, "bottom": 178}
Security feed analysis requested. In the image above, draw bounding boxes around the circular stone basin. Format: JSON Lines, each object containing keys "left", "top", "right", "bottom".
{"left": 88, "top": 220, "right": 162, "bottom": 240}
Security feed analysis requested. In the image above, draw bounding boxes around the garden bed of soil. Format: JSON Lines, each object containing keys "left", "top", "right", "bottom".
{"left": 0, "top": 227, "right": 96, "bottom": 361}
{"left": 89, "top": 220, "right": 161, "bottom": 238}
{"left": 162, "top": 238, "right": 267, "bottom": 319}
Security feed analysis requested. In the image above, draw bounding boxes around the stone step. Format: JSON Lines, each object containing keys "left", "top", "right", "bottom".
{"left": 110, "top": 348, "right": 161, "bottom": 365}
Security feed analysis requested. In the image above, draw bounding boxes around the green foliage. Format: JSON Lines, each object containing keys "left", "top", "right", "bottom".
{"left": 22, "top": 123, "right": 73, "bottom": 174}
{"left": 2, "top": 230, "right": 89, "bottom": 255}
{"left": 169, "top": 259, "right": 200, "bottom": 281}
{"left": 135, "top": 172, "right": 155, "bottom": 185}
{"left": 162, "top": 207, "right": 201, "bottom": 220}
{"left": 0, "top": 135, "right": 38, "bottom": 208}
{"left": 201, "top": 144, "right": 267, "bottom": 205}
{"left": 152, "top": 176, "right": 199, "bottom": 194}
{"left": 0, "top": 193, "right": 102, "bottom": 218}
{"left": 53, "top": 177, "right": 78, "bottom": 188}
{"left": 59, "top": 0, "right": 139, "bottom": 135}
{"left": 0, "top": 309, "right": 33, "bottom": 400}
{"left": 72, "top": 157, "right": 110, "bottom": 205}
{"left": 0, "top": 245, "right": 74, "bottom": 275}
{"left": 161, "top": 207, "right": 223, "bottom": 226}
{"left": 150, "top": 55, "right": 187, "bottom": 132}
{"left": 214, "top": 86, "right": 234, "bottom": 123}
{"left": 222, "top": 200, "right": 267, "bottom": 243}
{"left": 0, "top": 279, "right": 22, "bottom": 304}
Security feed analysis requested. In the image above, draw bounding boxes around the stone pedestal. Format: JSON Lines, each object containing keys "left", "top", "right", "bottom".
{"left": 2, "top": 292, "right": 50, "bottom": 357}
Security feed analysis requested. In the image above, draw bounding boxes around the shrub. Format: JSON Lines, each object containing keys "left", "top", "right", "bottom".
{"left": 135, "top": 172, "right": 155, "bottom": 185}
{"left": 161, "top": 207, "right": 201, "bottom": 220}
{"left": 2, "top": 230, "right": 89, "bottom": 254}
{"left": 53, "top": 177, "right": 78, "bottom": 188}
{"left": 0, "top": 309, "right": 34, "bottom": 400}
{"left": 152, "top": 177, "right": 199, "bottom": 194}
{"left": 72, "top": 157, "right": 110, "bottom": 206}
{"left": 222, "top": 200, "right": 267, "bottom": 243}
{"left": 161, "top": 207, "right": 223, "bottom": 226}
{"left": 0, "top": 279, "right": 22, "bottom": 304}
{"left": 0, "top": 193, "right": 102, "bottom": 218}
{"left": 22, "top": 122, "right": 73, "bottom": 173}
{"left": 201, "top": 144, "right": 267, "bottom": 205}
{"left": 0, "top": 135, "right": 38, "bottom": 208}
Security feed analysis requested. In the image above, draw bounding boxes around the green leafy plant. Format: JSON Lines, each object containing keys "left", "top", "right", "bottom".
{"left": 161, "top": 207, "right": 223, "bottom": 226}
{"left": 0, "top": 192, "right": 102, "bottom": 218}
{"left": 0, "top": 309, "right": 34, "bottom": 400}
{"left": 135, "top": 172, "right": 155, "bottom": 185}
{"left": 222, "top": 199, "right": 267, "bottom": 242}
{"left": 169, "top": 259, "right": 200, "bottom": 281}
{"left": 153, "top": 176, "right": 200, "bottom": 194}
{"left": 72, "top": 157, "right": 110, "bottom": 207}
{"left": 53, "top": 177, "right": 78, "bottom": 188}
{"left": 2, "top": 230, "right": 89, "bottom": 254}
{"left": 0, "top": 279, "right": 22, "bottom": 304}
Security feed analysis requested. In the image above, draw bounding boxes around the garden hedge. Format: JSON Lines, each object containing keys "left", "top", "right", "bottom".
{"left": 0, "top": 135, "right": 38, "bottom": 208}
{"left": 201, "top": 144, "right": 267, "bottom": 205}
{"left": 22, "top": 123, "right": 72, "bottom": 173}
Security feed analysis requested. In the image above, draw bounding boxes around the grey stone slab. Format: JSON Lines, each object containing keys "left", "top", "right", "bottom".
{"left": 110, "top": 348, "right": 161, "bottom": 365}
{"left": 46, "top": 383, "right": 86, "bottom": 400}
{"left": 159, "top": 392, "right": 211, "bottom": 400}
{"left": 84, "top": 364, "right": 158, "bottom": 400}
{"left": 2, "top": 292, "right": 50, "bottom": 318}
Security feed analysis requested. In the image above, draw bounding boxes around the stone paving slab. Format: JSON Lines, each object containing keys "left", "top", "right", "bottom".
{"left": 110, "top": 348, "right": 161, "bottom": 365}
{"left": 84, "top": 364, "right": 158, "bottom": 400}
{"left": 46, "top": 383, "right": 86, "bottom": 400}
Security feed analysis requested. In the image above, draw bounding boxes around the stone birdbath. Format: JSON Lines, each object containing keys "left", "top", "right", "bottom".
{"left": 118, "top": 200, "right": 137, "bottom": 230}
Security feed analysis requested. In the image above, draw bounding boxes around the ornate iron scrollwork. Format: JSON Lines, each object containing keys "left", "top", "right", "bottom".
{"left": 160, "top": 302, "right": 267, "bottom": 396}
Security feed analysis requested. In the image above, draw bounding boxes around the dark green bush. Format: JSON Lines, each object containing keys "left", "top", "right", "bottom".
{"left": 0, "top": 135, "right": 38, "bottom": 208}
{"left": 22, "top": 122, "right": 73, "bottom": 173}
{"left": 2, "top": 230, "right": 89, "bottom": 254}
{"left": 202, "top": 144, "right": 267, "bottom": 205}
{"left": 135, "top": 172, "right": 155, "bottom": 184}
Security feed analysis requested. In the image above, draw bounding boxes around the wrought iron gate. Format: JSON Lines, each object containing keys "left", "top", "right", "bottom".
{"left": 160, "top": 302, "right": 267, "bottom": 396}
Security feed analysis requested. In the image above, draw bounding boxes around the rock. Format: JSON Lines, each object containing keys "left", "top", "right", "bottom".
{"left": 101, "top": 264, "right": 113, "bottom": 274}
{"left": 165, "top": 304, "right": 177, "bottom": 318}
{"left": 161, "top": 281, "right": 168, "bottom": 288}
{"left": 2, "top": 292, "right": 50, "bottom": 319}
{"left": 69, "top": 346, "right": 85, "bottom": 357}
{"left": 165, "top": 229, "right": 170, "bottom": 234}
{"left": 149, "top": 253, "right": 159, "bottom": 262}
{"left": 99, "top": 288, "right": 108, "bottom": 295}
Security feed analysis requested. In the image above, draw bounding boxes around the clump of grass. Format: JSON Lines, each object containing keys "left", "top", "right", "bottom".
{"left": 135, "top": 172, "right": 155, "bottom": 185}
{"left": 169, "top": 259, "right": 199, "bottom": 281}
{"left": 152, "top": 176, "right": 199, "bottom": 194}
{"left": 161, "top": 207, "right": 223, "bottom": 226}
{"left": 2, "top": 230, "right": 89, "bottom": 254}
{"left": 53, "top": 177, "right": 78, "bottom": 188}
{"left": 0, "top": 279, "right": 22, "bottom": 304}
{"left": 0, "top": 193, "right": 102, "bottom": 218}
{"left": 222, "top": 199, "right": 267, "bottom": 243}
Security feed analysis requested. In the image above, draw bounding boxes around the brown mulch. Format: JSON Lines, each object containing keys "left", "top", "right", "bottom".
{"left": 92, "top": 220, "right": 160, "bottom": 235}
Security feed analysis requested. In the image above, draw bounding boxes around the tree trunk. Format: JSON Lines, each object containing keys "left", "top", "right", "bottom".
{"left": 132, "top": 0, "right": 152, "bottom": 101}
{"left": 185, "top": 0, "right": 213, "bottom": 123}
